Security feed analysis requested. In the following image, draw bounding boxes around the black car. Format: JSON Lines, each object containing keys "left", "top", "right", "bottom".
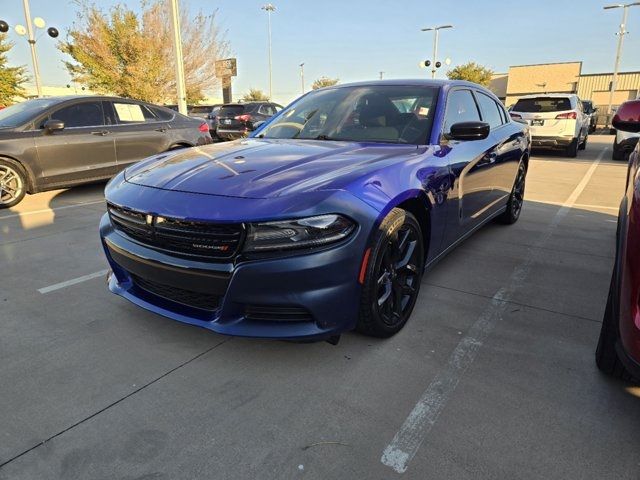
{"left": 0, "top": 96, "right": 212, "bottom": 208}
{"left": 216, "top": 102, "right": 283, "bottom": 141}
{"left": 582, "top": 100, "right": 598, "bottom": 133}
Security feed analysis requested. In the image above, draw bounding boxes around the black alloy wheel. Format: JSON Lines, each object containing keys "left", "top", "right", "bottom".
{"left": 499, "top": 161, "right": 526, "bottom": 225}
{"left": 357, "top": 208, "right": 424, "bottom": 337}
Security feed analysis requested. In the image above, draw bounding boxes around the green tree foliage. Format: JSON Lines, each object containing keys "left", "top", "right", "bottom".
{"left": 0, "top": 33, "right": 27, "bottom": 105}
{"left": 60, "top": 1, "right": 229, "bottom": 104}
{"left": 312, "top": 76, "right": 339, "bottom": 90}
{"left": 446, "top": 62, "right": 494, "bottom": 86}
{"left": 241, "top": 88, "right": 269, "bottom": 102}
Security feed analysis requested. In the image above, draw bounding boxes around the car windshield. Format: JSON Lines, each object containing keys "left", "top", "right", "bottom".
{"left": 259, "top": 85, "right": 439, "bottom": 145}
{"left": 513, "top": 97, "right": 572, "bottom": 113}
{"left": 0, "top": 98, "right": 61, "bottom": 128}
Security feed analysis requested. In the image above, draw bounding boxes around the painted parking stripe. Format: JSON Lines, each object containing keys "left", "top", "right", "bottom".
{"left": 0, "top": 200, "right": 104, "bottom": 221}
{"left": 38, "top": 269, "right": 109, "bottom": 294}
{"left": 381, "top": 148, "right": 606, "bottom": 474}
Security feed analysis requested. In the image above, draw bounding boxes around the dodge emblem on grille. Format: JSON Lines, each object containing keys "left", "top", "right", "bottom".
{"left": 192, "top": 244, "right": 229, "bottom": 251}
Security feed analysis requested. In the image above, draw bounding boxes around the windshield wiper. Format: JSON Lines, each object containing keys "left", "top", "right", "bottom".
{"left": 314, "top": 134, "right": 341, "bottom": 141}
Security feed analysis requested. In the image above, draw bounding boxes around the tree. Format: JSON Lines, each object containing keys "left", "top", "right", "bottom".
{"left": 446, "top": 62, "right": 494, "bottom": 86}
{"left": 0, "top": 33, "right": 27, "bottom": 105}
{"left": 312, "top": 76, "right": 339, "bottom": 90}
{"left": 241, "top": 88, "right": 269, "bottom": 102}
{"left": 60, "top": 1, "right": 229, "bottom": 104}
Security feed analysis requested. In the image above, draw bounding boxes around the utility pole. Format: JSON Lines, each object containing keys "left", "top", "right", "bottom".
{"left": 379, "top": 71, "right": 384, "bottom": 80}
{"left": 604, "top": 3, "right": 640, "bottom": 125}
{"left": 21, "top": 0, "right": 42, "bottom": 97}
{"left": 421, "top": 25, "right": 453, "bottom": 79}
{"left": 169, "top": 0, "right": 187, "bottom": 115}
{"left": 299, "top": 63, "right": 305, "bottom": 94}
{"left": 262, "top": 4, "right": 276, "bottom": 99}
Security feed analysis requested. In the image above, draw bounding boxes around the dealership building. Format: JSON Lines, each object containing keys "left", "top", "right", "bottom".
{"left": 489, "top": 61, "right": 640, "bottom": 121}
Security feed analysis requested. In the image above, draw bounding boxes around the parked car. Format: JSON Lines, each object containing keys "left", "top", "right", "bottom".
{"left": 509, "top": 94, "right": 589, "bottom": 157}
{"left": 206, "top": 105, "right": 223, "bottom": 140}
{"left": 100, "top": 80, "right": 530, "bottom": 342}
{"left": 612, "top": 129, "right": 640, "bottom": 161}
{"left": 0, "top": 96, "right": 212, "bottom": 208}
{"left": 581, "top": 100, "right": 598, "bottom": 133}
{"left": 216, "top": 101, "right": 283, "bottom": 141}
{"left": 596, "top": 99, "right": 640, "bottom": 381}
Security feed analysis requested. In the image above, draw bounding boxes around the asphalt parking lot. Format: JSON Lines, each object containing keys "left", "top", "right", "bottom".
{"left": 0, "top": 135, "right": 638, "bottom": 479}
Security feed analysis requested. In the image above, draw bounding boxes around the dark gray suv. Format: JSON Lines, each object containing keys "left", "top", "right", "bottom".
{"left": 0, "top": 96, "right": 212, "bottom": 208}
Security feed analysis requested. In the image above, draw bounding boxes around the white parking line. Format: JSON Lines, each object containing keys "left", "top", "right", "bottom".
{"left": 38, "top": 269, "right": 109, "bottom": 294}
{"left": 0, "top": 200, "right": 104, "bottom": 221}
{"left": 380, "top": 149, "right": 606, "bottom": 474}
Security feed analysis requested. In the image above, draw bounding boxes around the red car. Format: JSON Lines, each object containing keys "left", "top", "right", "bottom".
{"left": 597, "top": 99, "right": 640, "bottom": 381}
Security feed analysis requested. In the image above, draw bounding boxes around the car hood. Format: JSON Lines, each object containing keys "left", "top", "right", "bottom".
{"left": 124, "top": 138, "right": 427, "bottom": 199}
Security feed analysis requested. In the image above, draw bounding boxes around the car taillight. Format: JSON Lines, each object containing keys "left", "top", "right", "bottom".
{"left": 555, "top": 112, "right": 577, "bottom": 119}
{"left": 510, "top": 113, "right": 522, "bottom": 119}
{"left": 198, "top": 122, "right": 209, "bottom": 132}
{"left": 235, "top": 114, "right": 252, "bottom": 122}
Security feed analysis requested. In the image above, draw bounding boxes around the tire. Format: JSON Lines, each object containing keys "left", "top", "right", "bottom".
{"left": 498, "top": 160, "right": 526, "bottom": 225}
{"left": 579, "top": 135, "right": 587, "bottom": 151}
{"left": 595, "top": 270, "right": 635, "bottom": 381}
{"left": 612, "top": 138, "right": 624, "bottom": 161}
{"left": 0, "top": 159, "right": 27, "bottom": 209}
{"left": 357, "top": 208, "right": 424, "bottom": 338}
{"left": 565, "top": 138, "right": 578, "bottom": 158}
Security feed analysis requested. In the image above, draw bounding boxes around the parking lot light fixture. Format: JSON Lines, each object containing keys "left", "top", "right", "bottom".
{"left": 603, "top": 2, "right": 640, "bottom": 125}
{"left": 262, "top": 3, "right": 276, "bottom": 99}
{"left": 421, "top": 25, "right": 453, "bottom": 79}
{"left": 299, "top": 62, "right": 305, "bottom": 94}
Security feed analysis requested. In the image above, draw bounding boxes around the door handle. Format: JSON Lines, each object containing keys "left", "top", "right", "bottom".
{"left": 91, "top": 130, "right": 110, "bottom": 136}
{"left": 155, "top": 127, "right": 167, "bottom": 133}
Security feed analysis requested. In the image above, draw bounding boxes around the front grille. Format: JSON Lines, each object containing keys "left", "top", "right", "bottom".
{"left": 131, "top": 274, "right": 220, "bottom": 311}
{"left": 244, "top": 305, "right": 313, "bottom": 322}
{"left": 108, "top": 203, "right": 244, "bottom": 259}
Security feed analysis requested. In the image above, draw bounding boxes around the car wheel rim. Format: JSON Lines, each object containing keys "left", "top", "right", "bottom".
{"left": 0, "top": 165, "right": 23, "bottom": 206}
{"left": 512, "top": 164, "right": 526, "bottom": 218}
{"left": 375, "top": 224, "right": 421, "bottom": 327}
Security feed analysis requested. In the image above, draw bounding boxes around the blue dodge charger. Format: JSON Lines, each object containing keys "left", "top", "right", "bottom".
{"left": 100, "top": 80, "right": 530, "bottom": 341}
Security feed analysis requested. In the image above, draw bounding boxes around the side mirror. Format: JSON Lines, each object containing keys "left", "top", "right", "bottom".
{"left": 448, "top": 121, "right": 490, "bottom": 141}
{"left": 612, "top": 100, "right": 640, "bottom": 133}
{"left": 43, "top": 119, "right": 65, "bottom": 133}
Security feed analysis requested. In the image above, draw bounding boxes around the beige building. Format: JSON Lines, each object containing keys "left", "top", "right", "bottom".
{"left": 489, "top": 61, "right": 640, "bottom": 117}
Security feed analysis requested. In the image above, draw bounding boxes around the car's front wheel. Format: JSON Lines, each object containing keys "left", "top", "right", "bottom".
{"left": 0, "top": 159, "right": 27, "bottom": 209}
{"left": 357, "top": 208, "right": 424, "bottom": 337}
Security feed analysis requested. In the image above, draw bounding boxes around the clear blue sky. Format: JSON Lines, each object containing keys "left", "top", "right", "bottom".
{"left": 3, "top": 0, "right": 640, "bottom": 104}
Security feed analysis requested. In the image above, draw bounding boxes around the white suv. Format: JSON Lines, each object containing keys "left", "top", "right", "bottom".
{"left": 509, "top": 94, "right": 589, "bottom": 157}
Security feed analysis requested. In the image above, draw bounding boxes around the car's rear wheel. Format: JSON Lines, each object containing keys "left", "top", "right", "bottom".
{"left": 0, "top": 159, "right": 27, "bottom": 209}
{"left": 595, "top": 269, "right": 635, "bottom": 381}
{"left": 612, "top": 138, "right": 625, "bottom": 161}
{"left": 566, "top": 138, "right": 578, "bottom": 158}
{"left": 357, "top": 208, "right": 424, "bottom": 337}
{"left": 498, "top": 161, "right": 526, "bottom": 225}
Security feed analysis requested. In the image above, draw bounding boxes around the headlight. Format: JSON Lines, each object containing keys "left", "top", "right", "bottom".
{"left": 244, "top": 214, "right": 356, "bottom": 252}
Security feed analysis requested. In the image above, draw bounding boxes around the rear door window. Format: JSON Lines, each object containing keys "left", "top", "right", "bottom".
{"left": 444, "top": 89, "right": 480, "bottom": 133}
{"left": 512, "top": 97, "right": 572, "bottom": 112}
{"left": 112, "top": 102, "right": 157, "bottom": 124}
{"left": 148, "top": 106, "right": 175, "bottom": 121}
{"left": 475, "top": 92, "right": 503, "bottom": 129}
{"left": 51, "top": 101, "right": 105, "bottom": 128}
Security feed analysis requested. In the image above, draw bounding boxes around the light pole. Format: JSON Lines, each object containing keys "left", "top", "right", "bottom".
{"left": 421, "top": 25, "right": 453, "bottom": 79}
{"left": 0, "top": 0, "right": 59, "bottom": 98}
{"left": 169, "top": 0, "right": 187, "bottom": 115}
{"left": 604, "top": 3, "right": 640, "bottom": 125}
{"left": 299, "top": 62, "right": 305, "bottom": 94}
{"left": 379, "top": 71, "right": 384, "bottom": 80}
{"left": 262, "top": 3, "right": 276, "bottom": 99}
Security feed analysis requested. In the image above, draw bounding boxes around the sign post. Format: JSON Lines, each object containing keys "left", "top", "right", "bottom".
{"left": 215, "top": 58, "right": 237, "bottom": 104}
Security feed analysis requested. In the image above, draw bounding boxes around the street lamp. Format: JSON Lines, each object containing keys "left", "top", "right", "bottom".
{"left": 0, "top": 0, "right": 59, "bottom": 98}
{"left": 262, "top": 3, "right": 276, "bottom": 99}
{"left": 299, "top": 62, "right": 305, "bottom": 94}
{"left": 603, "top": 2, "right": 640, "bottom": 125}
{"left": 421, "top": 25, "right": 453, "bottom": 79}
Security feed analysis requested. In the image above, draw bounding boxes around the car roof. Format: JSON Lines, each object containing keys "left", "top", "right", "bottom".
{"left": 323, "top": 79, "right": 478, "bottom": 89}
{"left": 21, "top": 95, "right": 163, "bottom": 105}
{"left": 517, "top": 93, "right": 577, "bottom": 99}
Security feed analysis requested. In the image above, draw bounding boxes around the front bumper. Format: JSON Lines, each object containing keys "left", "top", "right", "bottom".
{"left": 531, "top": 136, "right": 574, "bottom": 149}
{"left": 100, "top": 207, "right": 372, "bottom": 340}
